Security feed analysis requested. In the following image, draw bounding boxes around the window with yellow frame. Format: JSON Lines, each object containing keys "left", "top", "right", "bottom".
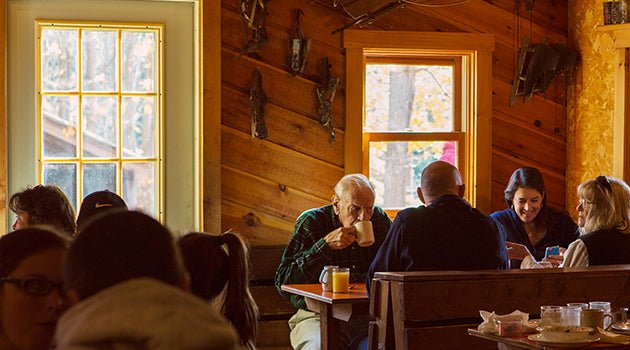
{"left": 36, "top": 21, "right": 163, "bottom": 217}
{"left": 344, "top": 30, "right": 494, "bottom": 216}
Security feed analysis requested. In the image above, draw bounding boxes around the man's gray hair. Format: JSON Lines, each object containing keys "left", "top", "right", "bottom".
{"left": 334, "top": 174, "right": 375, "bottom": 198}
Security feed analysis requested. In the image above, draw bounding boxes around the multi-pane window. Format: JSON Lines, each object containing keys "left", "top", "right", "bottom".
{"left": 364, "top": 58, "right": 464, "bottom": 209}
{"left": 344, "top": 31, "right": 494, "bottom": 215}
{"left": 37, "top": 21, "right": 162, "bottom": 217}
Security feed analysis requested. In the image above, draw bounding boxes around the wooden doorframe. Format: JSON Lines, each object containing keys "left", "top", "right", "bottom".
{"left": 1, "top": 0, "right": 6, "bottom": 232}
{"left": 600, "top": 24, "right": 630, "bottom": 183}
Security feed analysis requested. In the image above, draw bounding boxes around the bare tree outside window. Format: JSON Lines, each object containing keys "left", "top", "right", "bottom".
{"left": 38, "top": 23, "right": 161, "bottom": 217}
{"left": 365, "top": 63, "right": 456, "bottom": 209}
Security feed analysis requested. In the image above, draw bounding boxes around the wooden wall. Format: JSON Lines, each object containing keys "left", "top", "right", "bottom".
{"left": 1, "top": 0, "right": 5, "bottom": 232}
{"left": 219, "top": 0, "right": 570, "bottom": 250}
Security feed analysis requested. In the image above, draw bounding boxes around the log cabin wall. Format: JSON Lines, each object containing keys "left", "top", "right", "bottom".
{"left": 219, "top": 0, "right": 570, "bottom": 248}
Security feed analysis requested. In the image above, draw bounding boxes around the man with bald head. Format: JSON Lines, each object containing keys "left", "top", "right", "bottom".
{"left": 276, "top": 173, "right": 391, "bottom": 350}
{"left": 367, "top": 161, "right": 508, "bottom": 292}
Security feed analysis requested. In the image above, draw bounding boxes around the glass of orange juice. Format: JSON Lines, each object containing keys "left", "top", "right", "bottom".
{"left": 332, "top": 267, "right": 350, "bottom": 293}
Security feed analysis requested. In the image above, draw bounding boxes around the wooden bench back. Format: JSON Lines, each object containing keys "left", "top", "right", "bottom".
{"left": 369, "top": 265, "right": 630, "bottom": 350}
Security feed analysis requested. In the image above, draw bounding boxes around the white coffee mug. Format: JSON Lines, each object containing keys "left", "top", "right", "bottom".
{"left": 354, "top": 221, "right": 374, "bottom": 247}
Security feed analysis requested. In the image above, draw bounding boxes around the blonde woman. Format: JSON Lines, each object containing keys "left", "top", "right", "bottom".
{"left": 562, "top": 176, "right": 630, "bottom": 267}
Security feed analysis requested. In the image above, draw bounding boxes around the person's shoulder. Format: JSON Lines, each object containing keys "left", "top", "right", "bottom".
{"left": 393, "top": 206, "right": 427, "bottom": 223}
{"left": 296, "top": 204, "right": 331, "bottom": 222}
{"left": 490, "top": 208, "right": 512, "bottom": 220}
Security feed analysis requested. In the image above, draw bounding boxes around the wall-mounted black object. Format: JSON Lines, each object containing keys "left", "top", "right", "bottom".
{"left": 240, "top": 0, "right": 270, "bottom": 56}
{"left": 315, "top": 58, "right": 339, "bottom": 144}
{"left": 250, "top": 69, "right": 269, "bottom": 139}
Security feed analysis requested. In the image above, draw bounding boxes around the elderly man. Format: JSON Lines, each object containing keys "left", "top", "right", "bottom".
{"left": 367, "top": 161, "right": 508, "bottom": 293}
{"left": 275, "top": 173, "right": 391, "bottom": 350}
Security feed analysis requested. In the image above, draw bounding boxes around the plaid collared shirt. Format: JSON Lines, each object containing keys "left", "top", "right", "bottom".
{"left": 274, "top": 204, "right": 391, "bottom": 309}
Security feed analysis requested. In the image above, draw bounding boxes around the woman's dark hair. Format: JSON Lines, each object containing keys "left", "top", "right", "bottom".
{"left": 504, "top": 167, "right": 549, "bottom": 230}
{"left": 178, "top": 232, "right": 258, "bottom": 349}
{"left": 1, "top": 227, "right": 71, "bottom": 278}
{"left": 9, "top": 185, "right": 76, "bottom": 236}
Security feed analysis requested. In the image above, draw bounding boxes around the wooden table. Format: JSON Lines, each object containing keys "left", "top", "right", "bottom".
{"left": 468, "top": 329, "right": 629, "bottom": 349}
{"left": 281, "top": 283, "right": 369, "bottom": 350}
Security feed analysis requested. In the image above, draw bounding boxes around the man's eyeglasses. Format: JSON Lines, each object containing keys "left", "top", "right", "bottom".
{"left": 1, "top": 277, "right": 64, "bottom": 296}
{"left": 595, "top": 175, "right": 612, "bottom": 192}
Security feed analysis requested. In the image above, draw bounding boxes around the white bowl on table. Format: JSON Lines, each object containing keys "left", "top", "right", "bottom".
{"left": 535, "top": 325, "right": 594, "bottom": 343}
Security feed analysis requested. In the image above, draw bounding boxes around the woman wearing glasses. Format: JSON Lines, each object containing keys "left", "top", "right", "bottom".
{"left": 0, "top": 227, "right": 70, "bottom": 350}
{"left": 562, "top": 176, "right": 630, "bottom": 267}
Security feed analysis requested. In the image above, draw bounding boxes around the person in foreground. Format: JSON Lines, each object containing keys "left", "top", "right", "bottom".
{"left": 491, "top": 167, "right": 578, "bottom": 268}
{"left": 9, "top": 185, "right": 76, "bottom": 236}
{"left": 275, "top": 173, "right": 392, "bottom": 350}
{"left": 75, "top": 189, "right": 128, "bottom": 234}
{"left": 0, "top": 227, "right": 70, "bottom": 350}
{"left": 367, "top": 161, "right": 508, "bottom": 292}
{"left": 178, "top": 232, "right": 258, "bottom": 349}
{"left": 55, "top": 210, "right": 239, "bottom": 350}
{"left": 562, "top": 176, "right": 630, "bottom": 267}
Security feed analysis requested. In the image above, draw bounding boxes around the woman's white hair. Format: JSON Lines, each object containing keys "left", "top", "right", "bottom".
{"left": 578, "top": 176, "right": 630, "bottom": 234}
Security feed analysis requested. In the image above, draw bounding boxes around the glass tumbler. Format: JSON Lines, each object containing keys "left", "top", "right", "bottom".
{"left": 540, "top": 305, "right": 563, "bottom": 327}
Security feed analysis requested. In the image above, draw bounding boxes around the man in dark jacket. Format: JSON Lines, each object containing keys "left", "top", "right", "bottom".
{"left": 367, "top": 161, "right": 508, "bottom": 293}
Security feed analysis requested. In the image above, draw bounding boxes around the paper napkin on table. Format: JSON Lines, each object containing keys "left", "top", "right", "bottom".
{"left": 478, "top": 310, "right": 529, "bottom": 334}
{"left": 598, "top": 327, "right": 630, "bottom": 345}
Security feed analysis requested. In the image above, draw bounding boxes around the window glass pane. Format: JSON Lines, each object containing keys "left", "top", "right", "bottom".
{"left": 41, "top": 29, "right": 78, "bottom": 92}
{"left": 83, "top": 163, "right": 116, "bottom": 196}
{"left": 122, "top": 31, "right": 155, "bottom": 92}
{"left": 123, "top": 162, "right": 155, "bottom": 216}
{"left": 82, "top": 30, "right": 117, "bottom": 92}
{"left": 43, "top": 163, "right": 77, "bottom": 209}
{"left": 365, "top": 64, "right": 453, "bottom": 132}
{"left": 43, "top": 95, "right": 78, "bottom": 158}
{"left": 122, "top": 96, "right": 155, "bottom": 158}
{"left": 82, "top": 96, "right": 117, "bottom": 158}
{"left": 369, "top": 141, "right": 457, "bottom": 208}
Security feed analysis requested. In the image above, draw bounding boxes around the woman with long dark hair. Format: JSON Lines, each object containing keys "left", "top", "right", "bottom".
{"left": 491, "top": 167, "right": 578, "bottom": 268}
{"left": 178, "top": 232, "right": 258, "bottom": 349}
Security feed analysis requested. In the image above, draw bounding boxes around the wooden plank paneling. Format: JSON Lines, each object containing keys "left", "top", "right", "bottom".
{"left": 221, "top": 48, "right": 346, "bottom": 129}
{"left": 406, "top": 0, "right": 566, "bottom": 47}
{"left": 0, "top": 0, "right": 6, "bottom": 232}
{"left": 221, "top": 199, "right": 294, "bottom": 247}
{"left": 486, "top": 0, "right": 568, "bottom": 35}
{"left": 222, "top": 86, "right": 344, "bottom": 167}
{"left": 221, "top": 6, "right": 345, "bottom": 82}
{"left": 222, "top": 165, "right": 327, "bottom": 221}
{"left": 494, "top": 78, "right": 566, "bottom": 136}
{"left": 203, "top": 0, "right": 221, "bottom": 233}
{"left": 492, "top": 115, "right": 566, "bottom": 173}
{"left": 222, "top": 126, "right": 343, "bottom": 199}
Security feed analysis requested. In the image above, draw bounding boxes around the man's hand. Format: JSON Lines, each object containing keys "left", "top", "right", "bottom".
{"left": 324, "top": 227, "right": 357, "bottom": 250}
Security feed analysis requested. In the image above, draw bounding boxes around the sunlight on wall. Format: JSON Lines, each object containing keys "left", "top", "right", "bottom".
{"left": 567, "top": 0, "right": 616, "bottom": 216}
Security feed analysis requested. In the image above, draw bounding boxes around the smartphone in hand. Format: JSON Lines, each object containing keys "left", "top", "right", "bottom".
{"left": 545, "top": 245, "right": 560, "bottom": 258}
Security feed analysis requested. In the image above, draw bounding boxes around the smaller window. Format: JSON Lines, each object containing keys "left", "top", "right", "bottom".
{"left": 344, "top": 30, "right": 494, "bottom": 214}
